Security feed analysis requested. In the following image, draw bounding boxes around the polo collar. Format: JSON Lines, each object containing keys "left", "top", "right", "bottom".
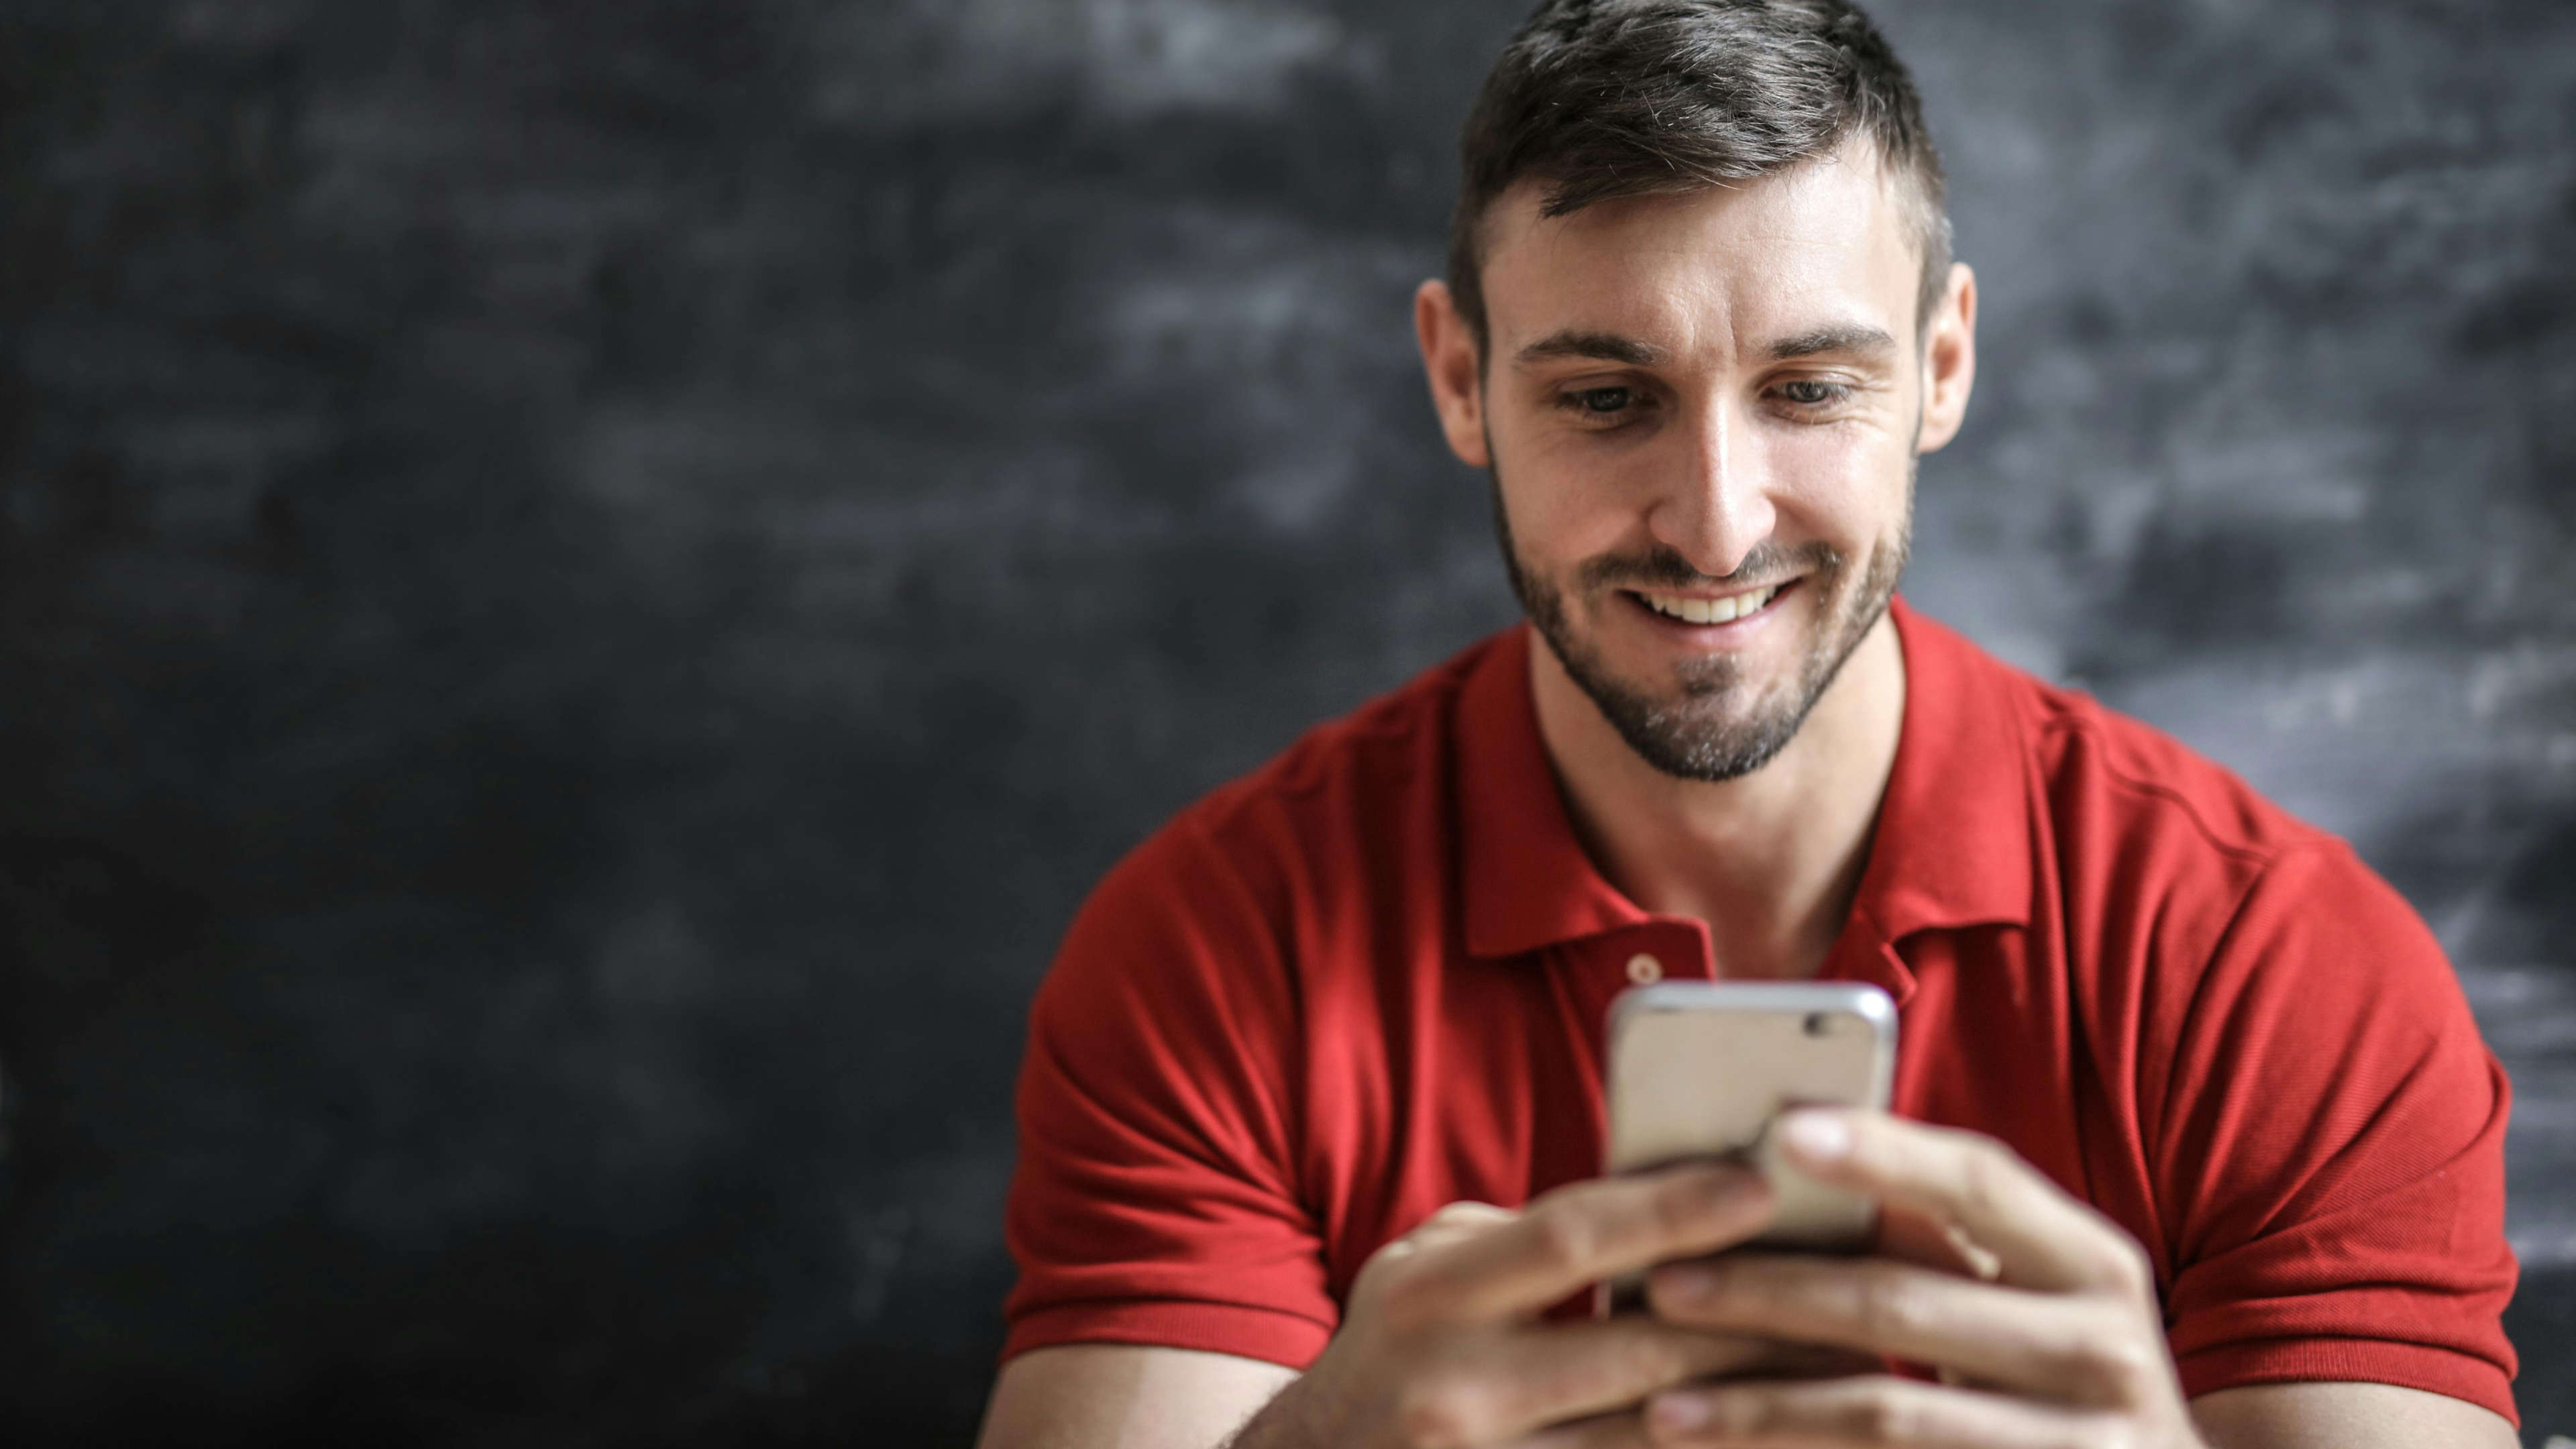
{"left": 1454, "top": 596, "right": 2034, "bottom": 962}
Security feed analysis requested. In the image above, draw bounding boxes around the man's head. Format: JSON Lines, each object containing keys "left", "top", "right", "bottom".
{"left": 1448, "top": 0, "right": 1952, "bottom": 362}
{"left": 1415, "top": 0, "right": 1976, "bottom": 782}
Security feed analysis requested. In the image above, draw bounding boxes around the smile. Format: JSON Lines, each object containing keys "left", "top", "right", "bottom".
{"left": 1631, "top": 582, "right": 1786, "bottom": 626}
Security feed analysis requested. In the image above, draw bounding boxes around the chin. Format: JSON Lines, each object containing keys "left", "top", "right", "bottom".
{"left": 1582, "top": 657, "right": 1814, "bottom": 782}
{"left": 1535, "top": 556, "right": 1901, "bottom": 784}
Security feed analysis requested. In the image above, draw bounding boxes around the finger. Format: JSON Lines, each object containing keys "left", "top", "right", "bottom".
{"left": 1405, "top": 1164, "right": 1773, "bottom": 1320}
{"left": 1773, "top": 1112, "right": 2140, "bottom": 1294}
{"left": 1517, "top": 1408, "right": 1652, "bottom": 1448}
{"left": 1645, "top": 1375, "right": 2126, "bottom": 1448}
{"left": 1646, "top": 1253, "right": 2149, "bottom": 1403}
{"left": 1873, "top": 1205, "right": 2000, "bottom": 1283}
{"left": 1457, "top": 1318, "right": 1815, "bottom": 1437}
{"left": 1703, "top": 1342, "right": 1884, "bottom": 1383}
{"left": 1939, "top": 1222, "right": 2004, "bottom": 1284}
{"left": 1426, "top": 1201, "right": 1521, "bottom": 1232}
{"left": 1376, "top": 1201, "right": 1519, "bottom": 1263}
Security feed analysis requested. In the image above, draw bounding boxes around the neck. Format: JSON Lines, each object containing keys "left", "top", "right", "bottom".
{"left": 1528, "top": 612, "right": 1908, "bottom": 981}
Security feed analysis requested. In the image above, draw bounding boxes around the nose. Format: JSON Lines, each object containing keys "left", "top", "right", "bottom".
{"left": 1648, "top": 395, "right": 1775, "bottom": 580}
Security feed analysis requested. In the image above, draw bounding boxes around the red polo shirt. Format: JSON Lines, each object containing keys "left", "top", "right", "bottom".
{"left": 1000, "top": 598, "right": 2518, "bottom": 1421}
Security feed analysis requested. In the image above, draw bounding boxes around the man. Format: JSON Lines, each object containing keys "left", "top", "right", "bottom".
{"left": 977, "top": 1, "right": 2521, "bottom": 1444}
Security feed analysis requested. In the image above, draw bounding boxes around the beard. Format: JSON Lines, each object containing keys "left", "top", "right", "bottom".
{"left": 1493, "top": 472, "right": 1911, "bottom": 784}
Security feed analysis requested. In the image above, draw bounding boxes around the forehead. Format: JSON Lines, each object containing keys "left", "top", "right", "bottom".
{"left": 1478, "top": 148, "right": 1921, "bottom": 360}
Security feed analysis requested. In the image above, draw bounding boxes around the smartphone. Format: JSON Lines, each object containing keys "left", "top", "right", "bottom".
{"left": 1603, "top": 980, "right": 1898, "bottom": 1299}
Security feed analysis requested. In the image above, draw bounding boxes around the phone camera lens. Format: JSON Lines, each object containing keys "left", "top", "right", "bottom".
{"left": 1803, "top": 1012, "right": 1830, "bottom": 1036}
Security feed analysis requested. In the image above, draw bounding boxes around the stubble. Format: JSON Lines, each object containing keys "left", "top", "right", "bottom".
{"left": 1491, "top": 470, "right": 1911, "bottom": 783}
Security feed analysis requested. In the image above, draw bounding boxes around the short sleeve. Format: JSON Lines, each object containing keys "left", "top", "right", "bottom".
{"left": 998, "top": 811, "right": 1336, "bottom": 1370}
{"left": 2153, "top": 840, "right": 2518, "bottom": 1423}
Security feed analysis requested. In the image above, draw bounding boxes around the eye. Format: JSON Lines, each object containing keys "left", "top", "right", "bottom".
{"left": 1776, "top": 379, "right": 1849, "bottom": 408}
{"left": 1554, "top": 384, "right": 1654, "bottom": 429}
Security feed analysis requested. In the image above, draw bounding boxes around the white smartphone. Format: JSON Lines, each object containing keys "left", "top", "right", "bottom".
{"left": 1604, "top": 980, "right": 1898, "bottom": 1296}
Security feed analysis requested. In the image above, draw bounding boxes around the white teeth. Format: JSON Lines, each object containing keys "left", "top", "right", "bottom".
{"left": 1640, "top": 584, "right": 1778, "bottom": 625}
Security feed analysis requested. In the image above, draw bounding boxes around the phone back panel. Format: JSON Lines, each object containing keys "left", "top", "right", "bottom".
{"left": 1605, "top": 981, "right": 1896, "bottom": 1249}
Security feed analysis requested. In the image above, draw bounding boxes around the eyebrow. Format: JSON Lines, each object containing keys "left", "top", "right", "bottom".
{"left": 1767, "top": 323, "right": 1898, "bottom": 361}
{"left": 1510, "top": 323, "right": 1898, "bottom": 370}
{"left": 1512, "top": 329, "right": 1667, "bottom": 369}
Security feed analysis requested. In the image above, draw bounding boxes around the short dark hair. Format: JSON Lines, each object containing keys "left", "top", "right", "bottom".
{"left": 1447, "top": 0, "right": 1951, "bottom": 352}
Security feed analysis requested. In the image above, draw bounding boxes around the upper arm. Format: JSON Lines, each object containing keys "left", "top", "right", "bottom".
{"left": 976, "top": 1344, "right": 1298, "bottom": 1449}
{"left": 2149, "top": 841, "right": 2518, "bottom": 1419}
{"left": 2190, "top": 1381, "right": 2520, "bottom": 1449}
{"left": 1002, "top": 815, "right": 1338, "bottom": 1368}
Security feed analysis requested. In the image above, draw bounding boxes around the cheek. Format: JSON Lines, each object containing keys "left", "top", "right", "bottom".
{"left": 1505, "top": 474, "right": 1639, "bottom": 576}
{"left": 1758, "top": 425, "right": 1908, "bottom": 529}
{"left": 1758, "top": 417, "right": 1877, "bottom": 483}
{"left": 1493, "top": 439, "right": 1646, "bottom": 558}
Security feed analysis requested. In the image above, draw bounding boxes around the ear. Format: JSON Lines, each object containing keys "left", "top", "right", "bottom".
{"left": 1414, "top": 280, "right": 1491, "bottom": 468}
{"left": 1913, "top": 262, "right": 1978, "bottom": 456}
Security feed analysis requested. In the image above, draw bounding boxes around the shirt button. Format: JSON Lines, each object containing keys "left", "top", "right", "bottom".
{"left": 1625, "top": 952, "right": 1663, "bottom": 985}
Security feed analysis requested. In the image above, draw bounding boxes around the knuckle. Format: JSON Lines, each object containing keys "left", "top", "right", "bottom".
{"left": 1638, "top": 1181, "right": 1695, "bottom": 1246}
{"left": 2065, "top": 1330, "right": 2161, "bottom": 1403}
{"left": 1356, "top": 1240, "right": 1414, "bottom": 1285}
{"left": 1366, "top": 1268, "right": 1446, "bottom": 1334}
{"left": 1426, "top": 1200, "right": 1504, "bottom": 1230}
{"left": 1955, "top": 1143, "right": 2018, "bottom": 1218}
{"left": 1360, "top": 1227, "right": 1421, "bottom": 1273}
{"left": 1525, "top": 1206, "right": 1601, "bottom": 1276}
{"left": 2072, "top": 1413, "right": 2144, "bottom": 1449}
{"left": 1853, "top": 1271, "right": 1931, "bottom": 1343}
{"left": 1649, "top": 1168, "right": 1727, "bottom": 1231}
{"left": 2096, "top": 1234, "right": 2155, "bottom": 1299}
{"left": 1844, "top": 1383, "right": 1915, "bottom": 1443}
{"left": 1619, "top": 1320, "right": 1709, "bottom": 1383}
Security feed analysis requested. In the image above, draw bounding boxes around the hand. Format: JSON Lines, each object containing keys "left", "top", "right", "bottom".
{"left": 1638, "top": 1110, "right": 2208, "bottom": 1448}
{"left": 1233, "top": 1164, "right": 1853, "bottom": 1449}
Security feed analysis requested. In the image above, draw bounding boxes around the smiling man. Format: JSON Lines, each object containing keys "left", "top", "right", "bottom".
{"left": 976, "top": 3, "right": 2521, "bottom": 1446}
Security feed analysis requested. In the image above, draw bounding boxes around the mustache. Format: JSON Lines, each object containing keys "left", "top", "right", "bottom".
{"left": 1575, "top": 541, "right": 1839, "bottom": 593}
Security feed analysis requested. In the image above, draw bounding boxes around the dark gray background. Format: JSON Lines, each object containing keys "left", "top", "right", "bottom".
{"left": 1, "top": 0, "right": 2569, "bottom": 1443}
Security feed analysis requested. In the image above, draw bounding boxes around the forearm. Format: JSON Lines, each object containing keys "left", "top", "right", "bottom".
{"left": 2189, "top": 1381, "right": 2520, "bottom": 1449}
{"left": 1222, "top": 1374, "right": 1330, "bottom": 1449}
{"left": 977, "top": 1345, "right": 1298, "bottom": 1449}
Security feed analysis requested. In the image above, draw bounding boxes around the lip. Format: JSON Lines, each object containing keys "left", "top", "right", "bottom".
{"left": 1620, "top": 577, "right": 1800, "bottom": 638}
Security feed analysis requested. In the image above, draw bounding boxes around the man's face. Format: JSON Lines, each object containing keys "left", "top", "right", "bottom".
{"left": 1426, "top": 150, "right": 1964, "bottom": 781}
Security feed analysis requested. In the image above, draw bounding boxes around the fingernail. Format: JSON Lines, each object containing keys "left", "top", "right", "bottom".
{"left": 1649, "top": 1391, "right": 1713, "bottom": 1433}
{"left": 1780, "top": 1110, "right": 1851, "bottom": 1161}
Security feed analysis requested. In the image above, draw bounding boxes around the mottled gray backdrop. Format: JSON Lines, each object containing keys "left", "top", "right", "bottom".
{"left": 1, "top": 0, "right": 2570, "bottom": 1443}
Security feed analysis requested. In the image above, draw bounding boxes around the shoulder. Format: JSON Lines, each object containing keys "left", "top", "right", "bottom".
{"left": 2014, "top": 665, "right": 2328, "bottom": 877}
{"left": 1898, "top": 608, "right": 2437, "bottom": 991}
{"left": 1911, "top": 614, "right": 2465, "bottom": 1042}
{"left": 1915, "top": 613, "right": 2342, "bottom": 922}
{"left": 2014, "top": 669, "right": 2443, "bottom": 975}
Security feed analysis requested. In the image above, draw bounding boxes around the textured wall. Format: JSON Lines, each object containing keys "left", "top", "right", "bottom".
{"left": 1, "top": 0, "right": 2569, "bottom": 1443}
